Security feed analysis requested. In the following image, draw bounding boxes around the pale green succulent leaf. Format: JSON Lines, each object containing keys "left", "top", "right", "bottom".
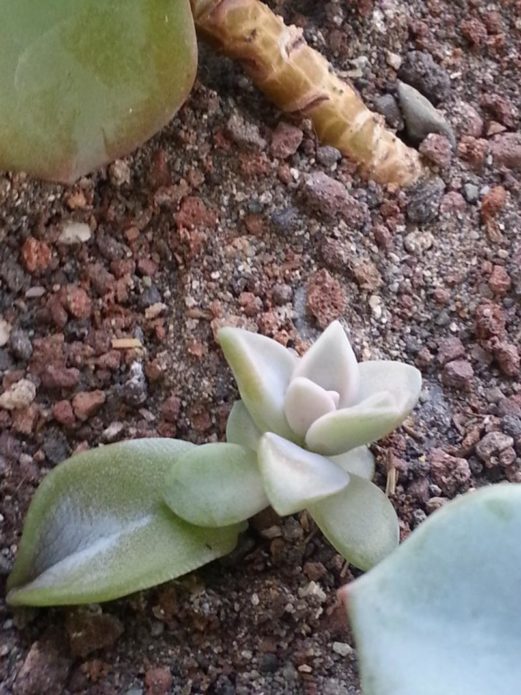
{"left": 284, "top": 377, "right": 338, "bottom": 439}
{"left": 257, "top": 433, "right": 350, "bottom": 516}
{"left": 344, "top": 484, "right": 521, "bottom": 695}
{"left": 0, "top": 0, "right": 197, "bottom": 182}
{"left": 308, "top": 475, "right": 398, "bottom": 571}
{"left": 218, "top": 327, "right": 297, "bottom": 440}
{"left": 163, "top": 442, "right": 268, "bottom": 527}
{"left": 305, "top": 392, "right": 401, "bottom": 456}
{"left": 292, "top": 321, "right": 359, "bottom": 407}
{"left": 7, "top": 439, "right": 241, "bottom": 606}
{"left": 330, "top": 445, "right": 375, "bottom": 480}
{"left": 226, "top": 400, "right": 262, "bottom": 451}
{"left": 358, "top": 361, "right": 422, "bottom": 414}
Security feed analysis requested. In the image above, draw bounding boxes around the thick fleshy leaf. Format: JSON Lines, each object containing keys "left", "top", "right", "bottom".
{"left": 226, "top": 400, "right": 262, "bottom": 451}
{"left": 163, "top": 443, "right": 268, "bottom": 527}
{"left": 308, "top": 474, "right": 398, "bottom": 571}
{"left": 7, "top": 439, "right": 241, "bottom": 606}
{"left": 257, "top": 433, "right": 349, "bottom": 516}
{"left": 330, "top": 446, "right": 375, "bottom": 480}
{"left": 284, "top": 377, "right": 338, "bottom": 439}
{"left": 305, "top": 392, "right": 402, "bottom": 456}
{"left": 343, "top": 484, "right": 521, "bottom": 695}
{"left": 0, "top": 0, "right": 197, "bottom": 182}
{"left": 358, "top": 360, "right": 422, "bottom": 414}
{"left": 218, "top": 327, "right": 297, "bottom": 440}
{"left": 291, "top": 321, "right": 360, "bottom": 407}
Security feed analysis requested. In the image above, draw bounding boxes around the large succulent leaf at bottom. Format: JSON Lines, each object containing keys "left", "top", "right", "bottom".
{"left": 257, "top": 433, "right": 350, "bottom": 516}
{"left": 7, "top": 439, "right": 242, "bottom": 606}
{"left": 0, "top": 0, "right": 197, "bottom": 182}
{"left": 343, "top": 484, "right": 521, "bottom": 695}
{"left": 218, "top": 327, "right": 298, "bottom": 441}
{"left": 308, "top": 474, "right": 399, "bottom": 571}
{"left": 163, "top": 442, "right": 268, "bottom": 527}
{"left": 226, "top": 400, "right": 262, "bottom": 451}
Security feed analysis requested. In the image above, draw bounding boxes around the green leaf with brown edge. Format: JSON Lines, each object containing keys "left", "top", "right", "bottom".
{"left": 7, "top": 439, "right": 243, "bottom": 607}
{"left": 0, "top": 0, "right": 197, "bottom": 182}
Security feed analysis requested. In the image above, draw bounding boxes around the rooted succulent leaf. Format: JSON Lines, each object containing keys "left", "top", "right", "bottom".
{"left": 343, "top": 484, "right": 521, "bottom": 695}
{"left": 226, "top": 400, "right": 262, "bottom": 451}
{"left": 163, "top": 442, "right": 268, "bottom": 527}
{"left": 308, "top": 474, "right": 399, "bottom": 571}
{"left": 218, "top": 327, "right": 297, "bottom": 441}
{"left": 284, "top": 377, "right": 338, "bottom": 439}
{"left": 0, "top": 0, "right": 197, "bottom": 182}
{"left": 7, "top": 439, "right": 242, "bottom": 606}
{"left": 330, "top": 446, "right": 375, "bottom": 480}
{"left": 257, "top": 433, "right": 350, "bottom": 516}
{"left": 357, "top": 361, "right": 422, "bottom": 415}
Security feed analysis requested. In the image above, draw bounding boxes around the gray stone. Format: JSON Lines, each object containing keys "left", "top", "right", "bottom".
{"left": 398, "top": 82, "right": 455, "bottom": 147}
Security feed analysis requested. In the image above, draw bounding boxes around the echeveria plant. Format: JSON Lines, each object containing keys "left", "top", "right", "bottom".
{"left": 7, "top": 322, "right": 421, "bottom": 606}
{"left": 342, "top": 483, "right": 521, "bottom": 695}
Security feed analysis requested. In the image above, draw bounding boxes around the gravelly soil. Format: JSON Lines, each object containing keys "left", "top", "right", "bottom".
{"left": 1, "top": 0, "right": 520, "bottom": 693}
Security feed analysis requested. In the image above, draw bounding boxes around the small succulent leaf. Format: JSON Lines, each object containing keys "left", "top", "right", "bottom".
{"left": 291, "top": 321, "right": 360, "bottom": 407}
{"left": 0, "top": 0, "right": 197, "bottom": 182}
{"left": 163, "top": 443, "right": 268, "bottom": 527}
{"left": 284, "top": 377, "right": 338, "bottom": 439}
{"left": 7, "top": 439, "right": 241, "bottom": 606}
{"left": 226, "top": 400, "right": 262, "bottom": 451}
{"left": 308, "top": 474, "right": 399, "bottom": 571}
{"left": 257, "top": 433, "right": 350, "bottom": 516}
{"left": 358, "top": 361, "right": 422, "bottom": 415}
{"left": 330, "top": 446, "right": 375, "bottom": 480}
{"left": 305, "top": 392, "right": 401, "bottom": 456}
{"left": 218, "top": 327, "right": 297, "bottom": 440}
{"left": 344, "top": 484, "right": 521, "bottom": 695}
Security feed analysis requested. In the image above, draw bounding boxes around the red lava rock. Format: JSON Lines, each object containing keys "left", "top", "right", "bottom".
{"left": 306, "top": 269, "right": 347, "bottom": 329}
{"left": 161, "top": 395, "right": 181, "bottom": 424}
{"left": 481, "top": 186, "right": 507, "bottom": 223}
{"left": 429, "top": 448, "right": 471, "bottom": 496}
{"left": 53, "top": 400, "right": 76, "bottom": 427}
{"left": 65, "top": 611, "right": 124, "bottom": 658}
{"left": 437, "top": 337, "right": 465, "bottom": 365}
{"left": 441, "top": 359, "right": 474, "bottom": 390}
{"left": 63, "top": 285, "right": 92, "bottom": 319}
{"left": 13, "top": 634, "right": 71, "bottom": 695}
{"left": 488, "top": 265, "right": 511, "bottom": 296}
{"left": 373, "top": 224, "right": 393, "bottom": 251}
{"left": 137, "top": 258, "right": 158, "bottom": 277}
{"left": 175, "top": 196, "right": 218, "bottom": 230}
{"left": 475, "top": 302, "right": 506, "bottom": 340}
{"left": 432, "top": 287, "right": 451, "bottom": 305}
{"left": 481, "top": 94, "right": 518, "bottom": 128}
{"left": 270, "top": 121, "right": 304, "bottom": 159}
{"left": 41, "top": 365, "right": 80, "bottom": 390}
{"left": 239, "top": 291, "right": 263, "bottom": 316}
{"left": 11, "top": 404, "right": 39, "bottom": 435}
{"left": 490, "top": 133, "right": 521, "bottom": 170}
{"left": 460, "top": 18, "right": 488, "bottom": 47}
{"left": 303, "top": 172, "right": 367, "bottom": 226}
{"left": 440, "top": 191, "right": 466, "bottom": 214}
{"left": 419, "top": 133, "right": 452, "bottom": 168}
{"left": 72, "top": 390, "right": 106, "bottom": 421}
{"left": 457, "top": 136, "right": 488, "bottom": 170}
{"left": 21, "top": 237, "right": 52, "bottom": 273}
{"left": 476, "top": 431, "right": 515, "bottom": 468}
{"left": 145, "top": 666, "right": 173, "bottom": 695}
{"left": 489, "top": 340, "right": 520, "bottom": 377}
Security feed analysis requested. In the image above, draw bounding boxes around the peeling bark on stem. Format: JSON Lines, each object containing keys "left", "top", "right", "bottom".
{"left": 191, "top": 0, "right": 423, "bottom": 186}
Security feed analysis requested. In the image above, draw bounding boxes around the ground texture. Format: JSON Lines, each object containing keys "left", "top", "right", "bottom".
{"left": 1, "top": 0, "right": 521, "bottom": 692}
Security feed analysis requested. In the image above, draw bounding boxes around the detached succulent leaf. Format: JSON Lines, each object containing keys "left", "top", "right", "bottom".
{"left": 7, "top": 439, "right": 241, "bottom": 606}
{"left": 163, "top": 443, "right": 268, "bottom": 527}
{"left": 330, "top": 446, "right": 375, "bottom": 480}
{"left": 308, "top": 474, "right": 399, "bottom": 571}
{"left": 226, "top": 400, "right": 262, "bottom": 451}
{"left": 291, "top": 321, "right": 359, "bottom": 407}
{"left": 218, "top": 327, "right": 297, "bottom": 440}
{"left": 344, "top": 484, "right": 521, "bottom": 695}
{"left": 257, "top": 433, "right": 350, "bottom": 516}
{"left": 305, "top": 392, "right": 401, "bottom": 456}
{"left": 0, "top": 0, "right": 197, "bottom": 182}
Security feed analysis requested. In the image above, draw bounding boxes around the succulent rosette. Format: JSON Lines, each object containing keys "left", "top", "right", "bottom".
{"left": 164, "top": 321, "right": 422, "bottom": 570}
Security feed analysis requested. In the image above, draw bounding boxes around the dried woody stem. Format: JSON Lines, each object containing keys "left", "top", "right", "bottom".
{"left": 191, "top": 0, "right": 423, "bottom": 186}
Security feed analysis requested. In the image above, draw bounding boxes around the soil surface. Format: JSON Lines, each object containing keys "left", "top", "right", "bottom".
{"left": 1, "top": 0, "right": 521, "bottom": 693}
